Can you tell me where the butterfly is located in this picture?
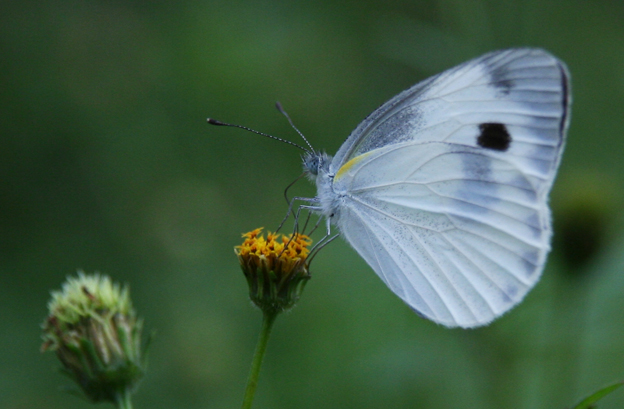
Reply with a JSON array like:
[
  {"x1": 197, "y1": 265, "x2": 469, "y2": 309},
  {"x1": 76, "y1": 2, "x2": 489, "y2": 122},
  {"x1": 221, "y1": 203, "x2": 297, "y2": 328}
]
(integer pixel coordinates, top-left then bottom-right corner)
[{"x1": 212, "y1": 48, "x2": 570, "y2": 328}]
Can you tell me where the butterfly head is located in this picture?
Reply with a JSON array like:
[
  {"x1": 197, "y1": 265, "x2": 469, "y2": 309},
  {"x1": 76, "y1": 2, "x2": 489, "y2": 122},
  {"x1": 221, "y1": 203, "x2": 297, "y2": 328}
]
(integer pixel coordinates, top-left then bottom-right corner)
[{"x1": 302, "y1": 151, "x2": 331, "y2": 179}]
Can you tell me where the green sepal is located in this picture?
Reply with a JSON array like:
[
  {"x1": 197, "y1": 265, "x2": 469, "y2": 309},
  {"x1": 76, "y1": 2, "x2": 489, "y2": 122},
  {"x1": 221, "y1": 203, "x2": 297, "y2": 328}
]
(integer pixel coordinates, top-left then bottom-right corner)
[
  {"x1": 57, "y1": 381, "x2": 89, "y2": 401},
  {"x1": 141, "y1": 329, "x2": 156, "y2": 369},
  {"x1": 117, "y1": 320, "x2": 134, "y2": 362},
  {"x1": 80, "y1": 337, "x2": 105, "y2": 373}
]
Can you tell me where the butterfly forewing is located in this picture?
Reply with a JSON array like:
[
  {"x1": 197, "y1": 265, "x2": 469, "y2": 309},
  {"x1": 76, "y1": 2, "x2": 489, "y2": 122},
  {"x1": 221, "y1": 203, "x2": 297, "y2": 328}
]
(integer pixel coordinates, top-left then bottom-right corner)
[{"x1": 328, "y1": 48, "x2": 570, "y2": 327}]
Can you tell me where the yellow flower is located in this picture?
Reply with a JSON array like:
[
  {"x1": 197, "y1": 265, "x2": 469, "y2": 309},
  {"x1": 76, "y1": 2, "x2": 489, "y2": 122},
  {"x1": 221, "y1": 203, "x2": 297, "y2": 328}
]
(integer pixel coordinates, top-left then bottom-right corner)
[{"x1": 235, "y1": 228, "x2": 312, "y2": 314}]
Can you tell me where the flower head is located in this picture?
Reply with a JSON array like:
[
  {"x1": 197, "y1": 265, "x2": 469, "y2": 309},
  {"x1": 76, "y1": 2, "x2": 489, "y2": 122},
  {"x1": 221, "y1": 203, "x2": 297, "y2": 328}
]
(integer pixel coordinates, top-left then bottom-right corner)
[
  {"x1": 41, "y1": 272, "x2": 147, "y2": 404},
  {"x1": 235, "y1": 228, "x2": 312, "y2": 314}
]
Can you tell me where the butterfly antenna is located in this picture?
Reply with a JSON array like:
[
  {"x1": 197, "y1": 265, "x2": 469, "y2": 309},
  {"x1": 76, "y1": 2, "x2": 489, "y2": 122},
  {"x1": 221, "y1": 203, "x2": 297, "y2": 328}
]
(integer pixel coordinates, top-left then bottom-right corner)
[
  {"x1": 207, "y1": 118, "x2": 309, "y2": 152},
  {"x1": 275, "y1": 102, "x2": 315, "y2": 153}
]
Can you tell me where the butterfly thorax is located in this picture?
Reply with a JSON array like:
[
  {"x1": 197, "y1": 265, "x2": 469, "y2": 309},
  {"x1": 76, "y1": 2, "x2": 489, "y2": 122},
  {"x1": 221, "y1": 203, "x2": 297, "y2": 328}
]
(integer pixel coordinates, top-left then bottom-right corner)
[{"x1": 301, "y1": 151, "x2": 341, "y2": 220}]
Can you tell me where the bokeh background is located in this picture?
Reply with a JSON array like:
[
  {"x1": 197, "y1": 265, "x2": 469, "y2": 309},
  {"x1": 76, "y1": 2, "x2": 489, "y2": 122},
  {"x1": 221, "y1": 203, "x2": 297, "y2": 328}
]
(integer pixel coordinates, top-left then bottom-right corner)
[{"x1": 3, "y1": 0, "x2": 624, "y2": 408}]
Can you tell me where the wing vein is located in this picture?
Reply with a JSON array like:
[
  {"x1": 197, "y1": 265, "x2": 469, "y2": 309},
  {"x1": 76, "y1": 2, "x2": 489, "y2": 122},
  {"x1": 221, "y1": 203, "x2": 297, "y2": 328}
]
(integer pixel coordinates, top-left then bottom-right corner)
[
  {"x1": 348, "y1": 205, "x2": 444, "y2": 319},
  {"x1": 346, "y1": 192, "x2": 543, "y2": 250}
]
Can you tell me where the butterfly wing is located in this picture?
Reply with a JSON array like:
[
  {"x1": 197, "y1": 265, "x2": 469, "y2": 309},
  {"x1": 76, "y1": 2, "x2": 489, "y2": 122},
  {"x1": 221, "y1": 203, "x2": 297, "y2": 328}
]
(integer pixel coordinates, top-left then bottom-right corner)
[{"x1": 329, "y1": 48, "x2": 570, "y2": 328}]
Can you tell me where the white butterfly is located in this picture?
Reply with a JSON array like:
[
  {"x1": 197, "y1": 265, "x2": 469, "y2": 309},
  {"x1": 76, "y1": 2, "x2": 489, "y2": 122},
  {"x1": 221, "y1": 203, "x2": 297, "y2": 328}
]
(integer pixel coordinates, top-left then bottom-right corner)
[
  {"x1": 210, "y1": 48, "x2": 570, "y2": 328},
  {"x1": 302, "y1": 48, "x2": 570, "y2": 328}
]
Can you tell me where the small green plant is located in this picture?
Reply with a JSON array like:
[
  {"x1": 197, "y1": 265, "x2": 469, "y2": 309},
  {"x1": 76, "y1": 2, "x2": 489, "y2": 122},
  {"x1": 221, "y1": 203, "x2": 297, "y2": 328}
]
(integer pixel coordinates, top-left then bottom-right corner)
[{"x1": 571, "y1": 381, "x2": 624, "y2": 409}]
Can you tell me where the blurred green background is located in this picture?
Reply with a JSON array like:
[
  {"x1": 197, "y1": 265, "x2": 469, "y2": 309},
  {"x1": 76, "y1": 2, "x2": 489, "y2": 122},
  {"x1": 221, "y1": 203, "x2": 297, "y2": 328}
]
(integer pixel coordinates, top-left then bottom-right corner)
[{"x1": 3, "y1": 0, "x2": 624, "y2": 408}]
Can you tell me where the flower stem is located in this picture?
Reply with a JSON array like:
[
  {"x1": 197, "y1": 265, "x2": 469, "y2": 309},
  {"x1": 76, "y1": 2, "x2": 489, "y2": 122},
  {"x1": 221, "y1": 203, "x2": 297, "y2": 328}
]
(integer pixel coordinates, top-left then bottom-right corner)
[
  {"x1": 115, "y1": 389, "x2": 134, "y2": 409},
  {"x1": 241, "y1": 310, "x2": 278, "y2": 409}
]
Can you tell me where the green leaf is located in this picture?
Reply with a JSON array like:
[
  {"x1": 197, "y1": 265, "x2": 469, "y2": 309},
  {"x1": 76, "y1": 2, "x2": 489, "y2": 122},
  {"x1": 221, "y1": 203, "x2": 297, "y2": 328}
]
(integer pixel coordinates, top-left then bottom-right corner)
[{"x1": 573, "y1": 381, "x2": 624, "y2": 409}]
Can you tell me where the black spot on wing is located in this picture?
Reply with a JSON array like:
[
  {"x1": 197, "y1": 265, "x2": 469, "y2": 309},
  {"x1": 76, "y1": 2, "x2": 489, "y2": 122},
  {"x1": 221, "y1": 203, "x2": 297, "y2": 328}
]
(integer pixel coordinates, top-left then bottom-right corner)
[
  {"x1": 477, "y1": 123, "x2": 511, "y2": 151},
  {"x1": 487, "y1": 62, "x2": 515, "y2": 95}
]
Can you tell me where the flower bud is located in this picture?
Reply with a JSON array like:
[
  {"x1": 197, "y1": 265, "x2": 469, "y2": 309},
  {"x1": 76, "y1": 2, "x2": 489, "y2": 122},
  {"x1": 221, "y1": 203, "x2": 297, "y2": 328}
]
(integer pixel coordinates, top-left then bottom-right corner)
[{"x1": 41, "y1": 272, "x2": 147, "y2": 404}]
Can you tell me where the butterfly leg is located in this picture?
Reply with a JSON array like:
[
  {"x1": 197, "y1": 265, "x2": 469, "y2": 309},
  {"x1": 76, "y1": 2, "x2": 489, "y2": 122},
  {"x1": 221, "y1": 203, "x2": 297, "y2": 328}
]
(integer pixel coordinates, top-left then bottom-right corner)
[
  {"x1": 307, "y1": 219, "x2": 340, "y2": 265},
  {"x1": 299, "y1": 209, "x2": 340, "y2": 264},
  {"x1": 276, "y1": 196, "x2": 321, "y2": 233},
  {"x1": 279, "y1": 200, "x2": 339, "y2": 264},
  {"x1": 276, "y1": 199, "x2": 322, "y2": 257}
]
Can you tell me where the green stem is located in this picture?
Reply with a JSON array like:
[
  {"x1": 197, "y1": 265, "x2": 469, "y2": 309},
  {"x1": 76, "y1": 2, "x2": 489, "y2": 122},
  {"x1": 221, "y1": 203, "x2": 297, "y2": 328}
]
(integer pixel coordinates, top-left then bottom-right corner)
[
  {"x1": 114, "y1": 389, "x2": 133, "y2": 409},
  {"x1": 241, "y1": 310, "x2": 278, "y2": 409}
]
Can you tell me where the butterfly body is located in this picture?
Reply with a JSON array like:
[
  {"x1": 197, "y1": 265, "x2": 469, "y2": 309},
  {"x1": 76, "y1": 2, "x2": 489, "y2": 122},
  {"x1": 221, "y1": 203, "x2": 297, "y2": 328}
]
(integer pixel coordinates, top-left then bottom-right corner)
[{"x1": 305, "y1": 48, "x2": 570, "y2": 328}]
